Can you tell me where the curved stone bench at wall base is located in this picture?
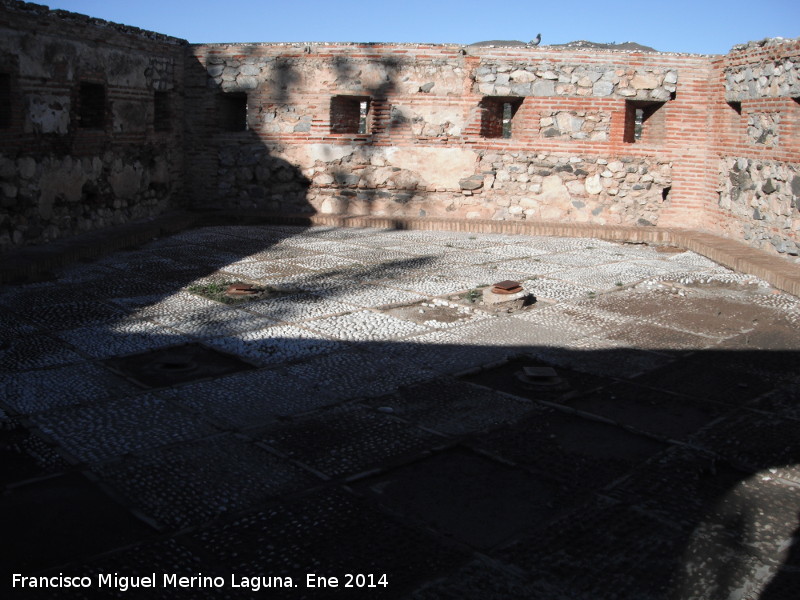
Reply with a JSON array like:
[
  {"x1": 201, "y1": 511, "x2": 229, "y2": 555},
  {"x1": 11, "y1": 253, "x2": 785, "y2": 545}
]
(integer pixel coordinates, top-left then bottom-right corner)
[{"x1": 2, "y1": 209, "x2": 799, "y2": 298}]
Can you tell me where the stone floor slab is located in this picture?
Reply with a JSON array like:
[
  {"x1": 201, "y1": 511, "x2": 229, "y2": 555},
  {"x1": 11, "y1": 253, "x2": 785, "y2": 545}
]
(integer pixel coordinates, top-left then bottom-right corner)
[{"x1": 92, "y1": 434, "x2": 315, "y2": 530}]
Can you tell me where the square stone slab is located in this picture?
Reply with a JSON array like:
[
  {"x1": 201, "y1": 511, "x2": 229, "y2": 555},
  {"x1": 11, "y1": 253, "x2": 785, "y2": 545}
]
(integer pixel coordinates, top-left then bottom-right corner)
[
  {"x1": 92, "y1": 434, "x2": 316, "y2": 530},
  {"x1": 0, "y1": 414, "x2": 70, "y2": 486},
  {"x1": 3, "y1": 362, "x2": 138, "y2": 414},
  {"x1": 468, "y1": 407, "x2": 668, "y2": 491},
  {"x1": 0, "y1": 472, "x2": 152, "y2": 572},
  {"x1": 30, "y1": 393, "x2": 219, "y2": 464},
  {"x1": 355, "y1": 448, "x2": 568, "y2": 550},
  {"x1": 187, "y1": 488, "x2": 466, "y2": 596},
  {"x1": 366, "y1": 377, "x2": 536, "y2": 436},
  {"x1": 566, "y1": 380, "x2": 732, "y2": 441},
  {"x1": 256, "y1": 404, "x2": 441, "y2": 479}
]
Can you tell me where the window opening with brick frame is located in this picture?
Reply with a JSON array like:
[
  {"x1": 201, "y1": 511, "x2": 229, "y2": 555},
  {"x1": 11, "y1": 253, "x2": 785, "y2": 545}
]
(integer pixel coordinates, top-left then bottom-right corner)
[
  {"x1": 154, "y1": 91, "x2": 171, "y2": 131},
  {"x1": 220, "y1": 92, "x2": 248, "y2": 131},
  {"x1": 79, "y1": 82, "x2": 105, "y2": 129},
  {"x1": 480, "y1": 97, "x2": 522, "y2": 139},
  {"x1": 624, "y1": 100, "x2": 666, "y2": 144},
  {"x1": 0, "y1": 73, "x2": 11, "y2": 129},
  {"x1": 330, "y1": 95, "x2": 370, "y2": 134}
]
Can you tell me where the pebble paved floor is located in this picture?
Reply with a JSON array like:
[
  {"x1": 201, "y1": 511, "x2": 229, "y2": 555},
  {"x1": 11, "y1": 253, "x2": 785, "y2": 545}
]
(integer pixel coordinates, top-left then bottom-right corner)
[{"x1": 1, "y1": 224, "x2": 799, "y2": 599}]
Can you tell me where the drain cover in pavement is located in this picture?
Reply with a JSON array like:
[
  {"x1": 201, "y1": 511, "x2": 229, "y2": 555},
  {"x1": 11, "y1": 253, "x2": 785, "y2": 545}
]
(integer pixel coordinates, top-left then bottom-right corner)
[
  {"x1": 462, "y1": 357, "x2": 609, "y2": 401},
  {"x1": 103, "y1": 342, "x2": 254, "y2": 388}
]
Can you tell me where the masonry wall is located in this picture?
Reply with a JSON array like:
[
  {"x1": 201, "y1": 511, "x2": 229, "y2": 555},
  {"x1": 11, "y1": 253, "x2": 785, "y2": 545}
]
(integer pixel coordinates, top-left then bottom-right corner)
[
  {"x1": 186, "y1": 44, "x2": 718, "y2": 232},
  {"x1": 0, "y1": 1, "x2": 186, "y2": 251},
  {"x1": 2, "y1": 0, "x2": 798, "y2": 261},
  {"x1": 708, "y1": 39, "x2": 800, "y2": 257}
]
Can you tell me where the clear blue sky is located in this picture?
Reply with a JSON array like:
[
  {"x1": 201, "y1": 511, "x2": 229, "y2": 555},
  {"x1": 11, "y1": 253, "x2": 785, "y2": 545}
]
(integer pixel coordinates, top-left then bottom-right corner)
[{"x1": 42, "y1": 0, "x2": 799, "y2": 55}]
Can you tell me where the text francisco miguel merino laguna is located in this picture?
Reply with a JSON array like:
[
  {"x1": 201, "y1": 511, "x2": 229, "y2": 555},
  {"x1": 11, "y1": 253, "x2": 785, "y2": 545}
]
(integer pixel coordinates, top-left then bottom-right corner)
[{"x1": 12, "y1": 573, "x2": 389, "y2": 592}]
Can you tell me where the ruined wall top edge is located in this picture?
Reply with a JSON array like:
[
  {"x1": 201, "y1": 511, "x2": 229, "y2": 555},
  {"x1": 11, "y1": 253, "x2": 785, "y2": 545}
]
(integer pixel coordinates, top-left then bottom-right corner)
[
  {"x1": 3, "y1": 0, "x2": 794, "y2": 60},
  {"x1": 190, "y1": 40, "x2": 711, "y2": 58},
  {"x1": 1, "y1": 0, "x2": 188, "y2": 45},
  {"x1": 729, "y1": 37, "x2": 800, "y2": 54}
]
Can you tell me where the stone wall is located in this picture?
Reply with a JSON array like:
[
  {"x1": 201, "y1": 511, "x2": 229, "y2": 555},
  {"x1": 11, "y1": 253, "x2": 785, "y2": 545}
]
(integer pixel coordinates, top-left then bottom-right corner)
[
  {"x1": 539, "y1": 110, "x2": 611, "y2": 141},
  {"x1": 472, "y1": 153, "x2": 671, "y2": 225},
  {"x1": 0, "y1": 1, "x2": 186, "y2": 251},
  {"x1": 2, "y1": 0, "x2": 799, "y2": 262},
  {"x1": 474, "y1": 61, "x2": 678, "y2": 101},
  {"x1": 724, "y1": 39, "x2": 800, "y2": 100},
  {"x1": 717, "y1": 157, "x2": 800, "y2": 255},
  {"x1": 709, "y1": 38, "x2": 800, "y2": 259},
  {"x1": 184, "y1": 43, "x2": 710, "y2": 232}
]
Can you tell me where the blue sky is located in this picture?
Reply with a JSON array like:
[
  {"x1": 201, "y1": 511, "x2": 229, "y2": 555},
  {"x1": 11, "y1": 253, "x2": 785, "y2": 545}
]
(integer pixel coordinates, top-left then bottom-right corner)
[{"x1": 42, "y1": 0, "x2": 799, "y2": 55}]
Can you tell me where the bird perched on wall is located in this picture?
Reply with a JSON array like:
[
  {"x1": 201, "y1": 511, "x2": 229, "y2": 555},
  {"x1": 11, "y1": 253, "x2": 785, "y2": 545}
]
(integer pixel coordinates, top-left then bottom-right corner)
[{"x1": 528, "y1": 33, "x2": 542, "y2": 47}]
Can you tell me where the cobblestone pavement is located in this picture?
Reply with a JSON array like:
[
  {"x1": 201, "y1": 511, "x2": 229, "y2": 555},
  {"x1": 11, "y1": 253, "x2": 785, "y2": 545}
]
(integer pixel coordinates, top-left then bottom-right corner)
[{"x1": 2, "y1": 224, "x2": 799, "y2": 599}]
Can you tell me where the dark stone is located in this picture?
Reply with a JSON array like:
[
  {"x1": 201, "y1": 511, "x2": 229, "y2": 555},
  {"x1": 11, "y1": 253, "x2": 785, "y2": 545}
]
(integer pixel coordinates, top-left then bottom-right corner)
[
  {"x1": 574, "y1": 168, "x2": 588, "y2": 177},
  {"x1": 238, "y1": 151, "x2": 259, "y2": 166},
  {"x1": 571, "y1": 200, "x2": 585, "y2": 209},
  {"x1": 771, "y1": 236, "x2": 786, "y2": 253},
  {"x1": 390, "y1": 107, "x2": 407, "y2": 124},
  {"x1": 555, "y1": 164, "x2": 574, "y2": 173},
  {"x1": 543, "y1": 128, "x2": 560, "y2": 138},
  {"x1": 762, "y1": 179, "x2": 777, "y2": 195},
  {"x1": 753, "y1": 207, "x2": 763, "y2": 220},
  {"x1": 276, "y1": 167, "x2": 297, "y2": 183},
  {"x1": 334, "y1": 172, "x2": 359, "y2": 186},
  {"x1": 247, "y1": 185, "x2": 265, "y2": 199},
  {"x1": 459, "y1": 177, "x2": 483, "y2": 191},
  {"x1": 791, "y1": 175, "x2": 800, "y2": 196},
  {"x1": 419, "y1": 82, "x2": 435, "y2": 93},
  {"x1": 729, "y1": 168, "x2": 754, "y2": 191},
  {"x1": 637, "y1": 218, "x2": 655, "y2": 226}
]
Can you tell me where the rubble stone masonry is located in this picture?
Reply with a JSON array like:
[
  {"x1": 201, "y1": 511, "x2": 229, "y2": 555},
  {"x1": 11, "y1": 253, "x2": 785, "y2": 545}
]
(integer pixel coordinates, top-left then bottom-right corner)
[
  {"x1": 1, "y1": 1, "x2": 798, "y2": 261},
  {"x1": 0, "y1": 1, "x2": 186, "y2": 250}
]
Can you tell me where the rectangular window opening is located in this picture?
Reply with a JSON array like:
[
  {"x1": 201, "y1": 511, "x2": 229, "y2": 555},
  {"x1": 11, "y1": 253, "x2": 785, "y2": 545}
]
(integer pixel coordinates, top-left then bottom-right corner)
[
  {"x1": 624, "y1": 100, "x2": 666, "y2": 144},
  {"x1": 480, "y1": 97, "x2": 522, "y2": 139},
  {"x1": 330, "y1": 95, "x2": 370, "y2": 134},
  {"x1": 79, "y1": 82, "x2": 105, "y2": 129},
  {"x1": 220, "y1": 92, "x2": 247, "y2": 132},
  {"x1": 0, "y1": 73, "x2": 11, "y2": 129},
  {"x1": 154, "y1": 91, "x2": 171, "y2": 131},
  {"x1": 727, "y1": 101, "x2": 742, "y2": 115}
]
